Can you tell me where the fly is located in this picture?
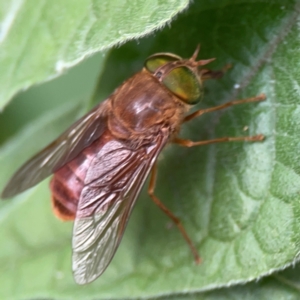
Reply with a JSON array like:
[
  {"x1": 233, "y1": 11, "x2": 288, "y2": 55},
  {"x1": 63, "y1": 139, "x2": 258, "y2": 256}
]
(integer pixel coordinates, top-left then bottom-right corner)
[{"x1": 1, "y1": 46, "x2": 266, "y2": 284}]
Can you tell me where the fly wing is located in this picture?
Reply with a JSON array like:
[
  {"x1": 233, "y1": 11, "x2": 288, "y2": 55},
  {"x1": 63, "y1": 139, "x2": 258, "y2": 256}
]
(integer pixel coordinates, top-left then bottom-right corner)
[
  {"x1": 1, "y1": 101, "x2": 110, "y2": 199},
  {"x1": 72, "y1": 131, "x2": 169, "y2": 284}
]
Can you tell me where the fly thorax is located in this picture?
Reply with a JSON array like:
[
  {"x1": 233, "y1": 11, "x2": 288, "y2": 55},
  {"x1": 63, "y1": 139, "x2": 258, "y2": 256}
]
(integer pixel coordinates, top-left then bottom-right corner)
[{"x1": 111, "y1": 71, "x2": 181, "y2": 135}]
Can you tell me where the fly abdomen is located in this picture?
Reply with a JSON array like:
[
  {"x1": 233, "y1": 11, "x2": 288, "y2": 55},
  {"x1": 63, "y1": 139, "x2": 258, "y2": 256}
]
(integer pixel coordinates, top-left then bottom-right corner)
[{"x1": 50, "y1": 144, "x2": 95, "y2": 220}]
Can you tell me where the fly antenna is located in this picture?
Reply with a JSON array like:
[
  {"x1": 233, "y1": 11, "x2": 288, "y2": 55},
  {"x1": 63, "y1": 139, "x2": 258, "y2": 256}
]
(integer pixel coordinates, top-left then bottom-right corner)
[
  {"x1": 190, "y1": 44, "x2": 201, "y2": 61},
  {"x1": 196, "y1": 57, "x2": 216, "y2": 66},
  {"x1": 190, "y1": 44, "x2": 215, "y2": 67}
]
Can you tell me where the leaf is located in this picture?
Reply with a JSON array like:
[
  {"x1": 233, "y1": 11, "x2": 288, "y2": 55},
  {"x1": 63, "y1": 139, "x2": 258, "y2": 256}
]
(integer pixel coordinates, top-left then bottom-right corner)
[
  {"x1": 0, "y1": 52, "x2": 105, "y2": 144},
  {"x1": 1, "y1": 0, "x2": 300, "y2": 299},
  {"x1": 0, "y1": 0, "x2": 189, "y2": 108}
]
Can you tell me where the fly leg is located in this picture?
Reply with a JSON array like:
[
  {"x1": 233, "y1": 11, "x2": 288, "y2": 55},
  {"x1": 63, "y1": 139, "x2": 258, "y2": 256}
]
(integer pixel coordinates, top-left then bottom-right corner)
[
  {"x1": 180, "y1": 94, "x2": 266, "y2": 144},
  {"x1": 148, "y1": 163, "x2": 201, "y2": 264},
  {"x1": 200, "y1": 63, "x2": 232, "y2": 80},
  {"x1": 184, "y1": 94, "x2": 266, "y2": 123},
  {"x1": 173, "y1": 134, "x2": 264, "y2": 147}
]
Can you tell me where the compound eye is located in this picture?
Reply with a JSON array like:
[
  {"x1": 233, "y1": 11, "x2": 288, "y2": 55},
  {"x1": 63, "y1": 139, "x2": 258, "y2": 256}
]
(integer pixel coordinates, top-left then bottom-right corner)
[
  {"x1": 145, "y1": 53, "x2": 181, "y2": 73},
  {"x1": 162, "y1": 66, "x2": 202, "y2": 104}
]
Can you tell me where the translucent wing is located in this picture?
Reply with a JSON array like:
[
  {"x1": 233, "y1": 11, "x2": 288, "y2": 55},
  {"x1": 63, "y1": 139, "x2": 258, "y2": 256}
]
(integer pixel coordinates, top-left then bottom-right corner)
[
  {"x1": 2, "y1": 101, "x2": 110, "y2": 198},
  {"x1": 72, "y1": 131, "x2": 169, "y2": 284}
]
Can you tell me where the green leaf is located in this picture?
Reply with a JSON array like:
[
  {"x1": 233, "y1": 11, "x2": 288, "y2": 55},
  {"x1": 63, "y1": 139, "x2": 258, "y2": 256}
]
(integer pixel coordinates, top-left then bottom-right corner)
[
  {"x1": 1, "y1": 0, "x2": 300, "y2": 299},
  {"x1": 0, "y1": 0, "x2": 189, "y2": 108}
]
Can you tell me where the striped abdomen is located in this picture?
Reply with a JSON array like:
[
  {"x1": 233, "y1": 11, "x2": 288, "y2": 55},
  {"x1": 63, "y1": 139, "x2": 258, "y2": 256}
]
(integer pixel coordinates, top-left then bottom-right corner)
[{"x1": 50, "y1": 133, "x2": 112, "y2": 221}]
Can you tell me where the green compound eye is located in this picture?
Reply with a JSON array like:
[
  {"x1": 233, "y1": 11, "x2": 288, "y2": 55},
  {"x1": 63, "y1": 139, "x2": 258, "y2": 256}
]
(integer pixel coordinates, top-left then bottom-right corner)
[
  {"x1": 162, "y1": 66, "x2": 202, "y2": 104},
  {"x1": 145, "y1": 53, "x2": 181, "y2": 73}
]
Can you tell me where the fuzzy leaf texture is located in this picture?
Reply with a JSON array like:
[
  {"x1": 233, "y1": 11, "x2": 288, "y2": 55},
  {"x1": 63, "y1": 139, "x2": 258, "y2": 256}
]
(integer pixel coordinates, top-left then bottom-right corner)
[{"x1": 1, "y1": 0, "x2": 300, "y2": 299}]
